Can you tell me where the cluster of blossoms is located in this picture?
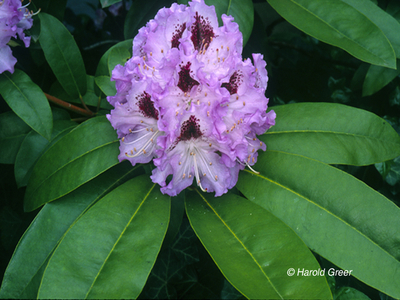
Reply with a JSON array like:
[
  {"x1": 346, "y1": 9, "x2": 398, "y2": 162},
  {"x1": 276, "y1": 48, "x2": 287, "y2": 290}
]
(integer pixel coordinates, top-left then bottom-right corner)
[
  {"x1": 107, "y1": 0, "x2": 276, "y2": 197},
  {"x1": 0, "y1": 0, "x2": 34, "y2": 74}
]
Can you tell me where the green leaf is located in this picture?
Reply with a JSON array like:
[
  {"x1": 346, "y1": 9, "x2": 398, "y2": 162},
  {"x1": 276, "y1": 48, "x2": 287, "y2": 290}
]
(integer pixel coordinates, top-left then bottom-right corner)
[
  {"x1": 375, "y1": 155, "x2": 400, "y2": 186},
  {"x1": 267, "y1": 0, "x2": 396, "y2": 69},
  {"x1": 0, "y1": 162, "x2": 143, "y2": 299},
  {"x1": 342, "y1": 0, "x2": 400, "y2": 59},
  {"x1": 14, "y1": 120, "x2": 77, "y2": 188},
  {"x1": 0, "y1": 69, "x2": 53, "y2": 140},
  {"x1": 0, "y1": 111, "x2": 31, "y2": 164},
  {"x1": 24, "y1": 116, "x2": 119, "y2": 212},
  {"x1": 48, "y1": 76, "x2": 112, "y2": 110},
  {"x1": 237, "y1": 150, "x2": 400, "y2": 298},
  {"x1": 362, "y1": 62, "x2": 400, "y2": 96},
  {"x1": 265, "y1": 103, "x2": 400, "y2": 165},
  {"x1": 178, "y1": 0, "x2": 254, "y2": 46},
  {"x1": 186, "y1": 190, "x2": 332, "y2": 299},
  {"x1": 335, "y1": 287, "x2": 371, "y2": 300},
  {"x1": 95, "y1": 39, "x2": 133, "y2": 77},
  {"x1": 100, "y1": 0, "x2": 122, "y2": 8},
  {"x1": 108, "y1": 44, "x2": 131, "y2": 74},
  {"x1": 38, "y1": 175, "x2": 170, "y2": 299},
  {"x1": 39, "y1": 13, "x2": 87, "y2": 98},
  {"x1": 210, "y1": 0, "x2": 254, "y2": 46},
  {"x1": 95, "y1": 76, "x2": 117, "y2": 97}
]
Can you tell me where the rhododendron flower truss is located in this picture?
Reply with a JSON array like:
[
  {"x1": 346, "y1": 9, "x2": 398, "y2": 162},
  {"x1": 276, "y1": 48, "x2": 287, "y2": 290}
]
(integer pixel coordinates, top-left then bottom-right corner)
[
  {"x1": 107, "y1": 0, "x2": 276, "y2": 197},
  {"x1": 0, "y1": 0, "x2": 35, "y2": 74}
]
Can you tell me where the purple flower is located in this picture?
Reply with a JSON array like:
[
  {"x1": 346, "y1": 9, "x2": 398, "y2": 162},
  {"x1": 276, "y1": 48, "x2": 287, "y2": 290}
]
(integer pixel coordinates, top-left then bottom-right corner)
[
  {"x1": 107, "y1": 0, "x2": 275, "y2": 197},
  {"x1": 0, "y1": 0, "x2": 34, "y2": 74}
]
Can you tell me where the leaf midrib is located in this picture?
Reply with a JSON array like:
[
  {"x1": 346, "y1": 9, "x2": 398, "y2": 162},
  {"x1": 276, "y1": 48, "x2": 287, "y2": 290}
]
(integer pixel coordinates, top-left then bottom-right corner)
[
  {"x1": 285, "y1": 0, "x2": 394, "y2": 65},
  {"x1": 2, "y1": 72, "x2": 49, "y2": 139},
  {"x1": 33, "y1": 166, "x2": 142, "y2": 299},
  {"x1": 84, "y1": 183, "x2": 156, "y2": 298},
  {"x1": 244, "y1": 150, "x2": 400, "y2": 266},
  {"x1": 195, "y1": 189, "x2": 284, "y2": 300},
  {"x1": 27, "y1": 139, "x2": 119, "y2": 205},
  {"x1": 264, "y1": 130, "x2": 400, "y2": 146},
  {"x1": 43, "y1": 14, "x2": 82, "y2": 98}
]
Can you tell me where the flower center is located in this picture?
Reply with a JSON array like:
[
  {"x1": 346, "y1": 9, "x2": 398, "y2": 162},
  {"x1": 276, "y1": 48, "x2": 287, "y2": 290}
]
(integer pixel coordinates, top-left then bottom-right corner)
[
  {"x1": 171, "y1": 23, "x2": 186, "y2": 48},
  {"x1": 222, "y1": 71, "x2": 242, "y2": 95},
  {"x1": 137, "y1": 91, "x2": 159, "y2": 119},
  {"x1": 179, "y1": 115, "x2": 202, "y2": 141},
  {"x1": 191, "y1": 12, "x2": 215, "y2": 51},
  {"x1": 177, "y1": 62, "x2": 199, "y2": 93}
]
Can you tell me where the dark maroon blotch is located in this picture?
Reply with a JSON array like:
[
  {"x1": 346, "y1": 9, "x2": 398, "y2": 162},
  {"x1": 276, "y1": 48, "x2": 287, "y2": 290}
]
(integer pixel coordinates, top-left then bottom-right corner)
[
  {"x1": 221, "y1": 71, "x2": 242, "y2": 95},
  {"x1": 171, "y1": 23, "x2": 186, "y2": 49},
  {"x1": 137, "y1": 91, "x2": 159, "y2": 119},
  {"x1": 191, "y1": 12, "x2": 215, "y2": 51},
  {"x1": 179, "y1": 115, "x2": 202, "y2": 141},
  {"x1": 177, "y1": 62, "x2": 199, "y2": 93}
]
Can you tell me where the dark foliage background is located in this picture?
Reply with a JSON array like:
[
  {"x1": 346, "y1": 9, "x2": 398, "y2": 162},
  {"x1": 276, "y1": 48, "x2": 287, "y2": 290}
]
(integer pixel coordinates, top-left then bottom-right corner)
[{"x1": 1, "y1": 0, "x2": 399, "y2": 299}]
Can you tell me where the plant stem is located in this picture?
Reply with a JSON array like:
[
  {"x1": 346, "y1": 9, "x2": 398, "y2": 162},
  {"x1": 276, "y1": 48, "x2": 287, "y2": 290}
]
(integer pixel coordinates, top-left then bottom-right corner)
[{"x1": 44, "y1": 93, "x2": 94, "y2": 117}]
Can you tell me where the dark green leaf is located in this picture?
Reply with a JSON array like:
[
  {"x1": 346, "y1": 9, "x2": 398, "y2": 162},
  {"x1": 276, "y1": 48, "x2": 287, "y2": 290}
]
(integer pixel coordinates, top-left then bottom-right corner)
[
  {"x1": 108, "y1": 46, "x2": 131, "y2": 75},
  {"x1": 39, "y1": 13, "x2": 87, "y2": 98},
  {"x1": 375, "y1": 155, "x2": 400, "y2": 186},
  {"x1": 14, "y1": 120, "x2": 77, "y2": 188},
  {"x1": 0, "y1": 111, "x2": 31, "y2": 164},
  {"x1": 0, "y1": 69, "x2": 53, "y2": 140},
  {"x1": 267, "y1": 0, "x2": 396, "y2": 68},
  {"x1": 48, "y1": 76, "x2": 112, "y2": 110},
  {"x1": 95, "y1": 39, "x2": 133, "y2": 77},
  {"x1": 335, "y1": 287, "x2": 371, "y2": 300},
  {"x1": 0, "y1": 162, "x2": 143, "y2": 299},
  {"x1": 24, "y1": 116, "x2": 119, "y2": 211},
  {"x1": 265, "y1": 103, "x2": 400, "y2": 165},
  {"x1": 38, "y1": 175, "x2": 170, "y2": 299},
  {"x1": 237, "y1": 150, "x2": 400, "y2": 298},
  {"x1": 342, "y1": 0, "x2": 400, "y2": 59},
  {"x1": 362, "y1": 62, "x2": 400, "y2": 96},
  {"x1": 186, "y1": 190, "x2": 332, "y2": 299},
  {"x1": 95, "y1": 76, "x2": 117, "y2": 97}
]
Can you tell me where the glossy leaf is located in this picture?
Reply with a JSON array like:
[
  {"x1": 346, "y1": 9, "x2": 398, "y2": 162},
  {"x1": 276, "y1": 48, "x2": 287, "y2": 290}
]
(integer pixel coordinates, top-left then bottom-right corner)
[
  {"x1": 39, "y1": 13, "x2": 87, "y2": 98},
  {"x1": 95, "y1": 76, "x2": 117, "y2": 97},
  {"x1": 108, "y1": 46, "x2": 131, "y2": 75},
  {"x1": 186, "y1": 190, "x2": 332, "y2": 299},
  {"x1": 237, "y1": 150, "x2": 400, "y2": 298},
  {"x1": 24, "y1": 116, "x2": 119, "y2": 212},
  {"x1": 38, "y1": 175, "x2": 170, "y2": 299},
  {"x1": 48, "y1": 76, "x2": 112, "y2": 110},
  {"x1": 0, "y1": 111, "x2": 31, "y2": 164},
  {"x1": 0, "y1": 70, "x2": 53, "y2": 140},
  {"x1": 265, "y1": 103, "x2": 400, "y2": 165},
  {"x1": 179, "y1": 0, "x2": 254, "y2": 46},
  {"x1": 14, "y1": 120, "x2": 77, "y2": 188},
  {"x1": 0, "y1": 162, "x2": 143, "y2": 299},
  {"x1": 362, "y1": 62, "x2": 400, "y2": 96},
  {"x1": 267, "y1": 0, "x2": 396, "y2": 69},
  {"x1": 342, "y1": 0, "x2": 400, "y2": 58},
  {"x1": 95, "y1": 39, "x2": 133, "y2": 77}
]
